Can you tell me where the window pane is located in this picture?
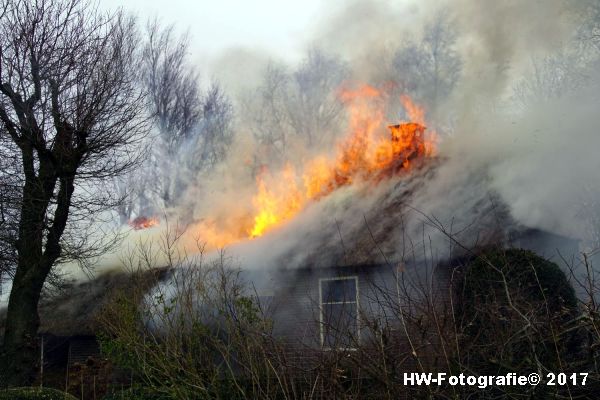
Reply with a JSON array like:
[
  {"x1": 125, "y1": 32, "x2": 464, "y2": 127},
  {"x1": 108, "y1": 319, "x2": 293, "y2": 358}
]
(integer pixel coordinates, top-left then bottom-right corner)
[
  {"x1": 321, "y1": 278, "x2": 357, "y2": 303},
  {"x1": 322, "y1": 303, "x2": 358, "y2": 348}
]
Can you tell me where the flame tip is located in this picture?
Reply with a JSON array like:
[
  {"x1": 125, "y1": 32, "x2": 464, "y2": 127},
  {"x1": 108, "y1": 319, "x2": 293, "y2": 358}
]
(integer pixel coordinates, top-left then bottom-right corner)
[{"x1": 194, "y1": 88, "x2": 438, "y2": 246}]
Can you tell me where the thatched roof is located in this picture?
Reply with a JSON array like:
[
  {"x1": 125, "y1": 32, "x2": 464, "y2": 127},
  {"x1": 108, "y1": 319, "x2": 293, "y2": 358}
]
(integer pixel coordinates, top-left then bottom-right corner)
[
  {"x1": 228, "y1": 159, "x2": 519, "y2": 272},
  {"x1": 0, "y1": 267, "x2": 169, "y2": 337}
]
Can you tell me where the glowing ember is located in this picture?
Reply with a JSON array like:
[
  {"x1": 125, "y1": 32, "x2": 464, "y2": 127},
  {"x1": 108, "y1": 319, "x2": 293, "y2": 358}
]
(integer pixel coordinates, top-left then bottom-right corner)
[{"x1": 129, "y1": 216, "x2": 159, "y2": 230}]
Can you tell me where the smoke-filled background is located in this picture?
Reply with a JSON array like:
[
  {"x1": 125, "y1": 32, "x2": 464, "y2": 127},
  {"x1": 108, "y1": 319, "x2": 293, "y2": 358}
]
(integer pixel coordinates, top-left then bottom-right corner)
[
  {"x1": 3, "y1": 0, "x2": 600, "y2": 302},
  {"x1": 83, "y1": 0, "x2": 600, "y2": 266}
]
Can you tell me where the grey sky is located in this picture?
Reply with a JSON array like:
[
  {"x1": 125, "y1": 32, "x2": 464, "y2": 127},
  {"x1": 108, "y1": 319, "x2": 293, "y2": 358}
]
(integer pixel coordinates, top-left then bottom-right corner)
[{"x1": 101, "y1": 0, "x2": 326, "y2": 65}]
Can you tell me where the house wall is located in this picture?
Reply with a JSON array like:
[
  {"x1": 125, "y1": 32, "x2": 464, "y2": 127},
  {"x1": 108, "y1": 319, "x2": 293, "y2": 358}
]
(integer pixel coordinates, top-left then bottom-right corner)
[
  {"x1": 259, "y1": 262, "x2": 448, "y2": 350},
  {"x1": 254, "y1": 228, "x2": 580, "y2": 351}
]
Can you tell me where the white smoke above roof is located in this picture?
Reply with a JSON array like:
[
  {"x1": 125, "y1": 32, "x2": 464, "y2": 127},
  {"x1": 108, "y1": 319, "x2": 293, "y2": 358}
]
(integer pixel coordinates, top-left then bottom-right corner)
[{"x1": 56, "y1": 0, "x2": 600, "y2": 277}]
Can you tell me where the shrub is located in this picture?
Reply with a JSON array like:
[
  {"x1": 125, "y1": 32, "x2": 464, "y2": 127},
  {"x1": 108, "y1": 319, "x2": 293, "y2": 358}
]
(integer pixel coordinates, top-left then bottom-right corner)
[
  {"x1": 0, "y1": 387, "x2": 77, "y2": 400},
  {"x1": 101, "y1": 386, "x2": 174, "y2": 400},
  {"x1": 98, "y1": 234, "x2": 272, "y2": 400},
  {"x1": 98, "y1": 230, "x2": 599, "y2": 399},
  {"x1": 452, "y1": 248, "x2": 584, "y2": 397},
  {"x1": 459, "y1": 248, "x2": 577, "y2": 312}
]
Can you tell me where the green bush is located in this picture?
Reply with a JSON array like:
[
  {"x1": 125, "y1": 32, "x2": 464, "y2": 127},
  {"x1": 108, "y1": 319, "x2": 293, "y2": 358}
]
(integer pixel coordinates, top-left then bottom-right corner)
[
  {"x1": 101, "y1": 386, "x2": 174, "y2": 400},
  {"x1": 460, "y1": 248, "x2": 577, "y2": 311},
  {"x1": 0, "y1": 387, "x2": 77, "y2": 400},
  {"x1": 453, "y1": 247, "x2": 583, "y2": 396}
]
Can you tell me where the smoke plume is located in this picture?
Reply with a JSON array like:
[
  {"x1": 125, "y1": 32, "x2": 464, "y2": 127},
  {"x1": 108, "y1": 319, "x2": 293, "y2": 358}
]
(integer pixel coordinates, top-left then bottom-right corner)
[{"x1": 50, "y1": 0, "x2": 600, "y2": 281}]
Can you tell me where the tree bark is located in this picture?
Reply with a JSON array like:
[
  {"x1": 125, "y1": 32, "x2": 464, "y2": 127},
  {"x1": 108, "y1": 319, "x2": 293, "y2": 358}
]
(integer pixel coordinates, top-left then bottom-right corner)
[
  {"x1": 1, "y1": 172, "x2": 74, "y2": 386},
  {"x1": 0, "y1": 0, "x2": 147, "y2": 386},
  {"x1": 1, "y1": 263, "x2": 48, "y2": 386}
]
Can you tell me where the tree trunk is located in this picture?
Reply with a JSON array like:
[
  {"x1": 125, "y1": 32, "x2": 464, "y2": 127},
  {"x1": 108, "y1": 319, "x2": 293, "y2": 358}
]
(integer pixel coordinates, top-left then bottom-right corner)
[
  {"x1": 0, "y1": 178, "x2": 51, "y2": 386},
  {"x1": 0, "y1": 0, "x2": 146, "y2": 387},
  {"x1": 0, "y1": 172, "x2": 73, "y2": 387},
  {"x1": 0, "y1": 265, "x2": 47, "y2": 386}
]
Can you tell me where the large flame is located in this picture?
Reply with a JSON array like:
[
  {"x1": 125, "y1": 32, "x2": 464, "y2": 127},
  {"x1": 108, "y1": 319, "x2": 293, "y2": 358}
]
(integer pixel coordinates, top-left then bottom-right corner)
[
  {"x1": 248, "y1": 85, "x2": 437, "y2": 237},
  {"x1": 192, "y1": 85, "x2": 437, "y2": 247},
  {"x1": 250, "y1": 163, "x2": 304, "y2": 237}
]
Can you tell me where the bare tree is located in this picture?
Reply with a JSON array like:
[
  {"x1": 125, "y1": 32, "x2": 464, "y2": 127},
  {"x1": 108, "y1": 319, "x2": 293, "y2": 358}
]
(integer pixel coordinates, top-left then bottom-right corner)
[
  {"x1": 137, "y1": 20, "x2": 203, "y2": 209},
  {"x1": 127, "y1": 20, "x2": 234, "y2": 214},
  {"x1": 512, "y1": 50, "x2": 589, "y2": 108},
  {"x1": 577, "y1": 0, "x2": 600, "y2": 52},
  {"x1": 393, "y1": 12, "x2": 462, "y2": 116},
  {"x1": 244, "y1": 62, "x2": 290, "y2": 163},
  {"x1": 0, "y1": 145, "x2": 20, "y2": 291},
  {"x1": 286, "y1": 48, "x2": 349, "y2": 147},
  {"x1": 189, "y1": 83, "x2": 234, "y2": 172},
  {"x1": 142, "y1": 18, "x2": 202, "y2": 153},
  {"x1": 0, "y1": 0, "x2": 148, "y2": 386},
  {"x1": 244, "y1": 48, "x2": 348, "y2": 165}
]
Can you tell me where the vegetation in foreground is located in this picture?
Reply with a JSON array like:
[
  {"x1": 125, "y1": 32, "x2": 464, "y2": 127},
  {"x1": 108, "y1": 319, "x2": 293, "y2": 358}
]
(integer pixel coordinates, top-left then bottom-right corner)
[
  {"x1": 0, "y1": 387, "x2": 77, "y2": 400},
  {"x1": 91, "y1": 241, "x2": 600, "y2": 399},
  {"x1": 0, "y1": 0, "x2": 599, "y2": 397}
]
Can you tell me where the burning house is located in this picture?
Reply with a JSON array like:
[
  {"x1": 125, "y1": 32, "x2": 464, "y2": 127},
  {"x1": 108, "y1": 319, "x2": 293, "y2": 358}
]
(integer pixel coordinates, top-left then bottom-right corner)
[
  {"x1": 190, "y1": 86, "x2": 582, "y2": 352},
  {"x1": 192, "y1": 85, "x2": 581, "y2": 351},
  {"x1": 3, "y1": 0, "x2": 600, "y2": 397},
  {"x1": 11, "y1": 87, "x2": 582, "y2": 343},
  {"x1": 250, "y1": 229, "x2": 579, "y2": 352},
  {"x1": 0, "y1": 84, "x2": 584, "y2": 392}
]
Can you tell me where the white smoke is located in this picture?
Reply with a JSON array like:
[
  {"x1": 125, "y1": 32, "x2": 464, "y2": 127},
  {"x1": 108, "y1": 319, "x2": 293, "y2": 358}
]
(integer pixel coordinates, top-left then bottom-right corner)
[
  {"x1": 209, "y1": 0, "x2": 600, "y2": 270},
  {"x1": 65, "y1": 0, "x2": 600, "y2": 276}
]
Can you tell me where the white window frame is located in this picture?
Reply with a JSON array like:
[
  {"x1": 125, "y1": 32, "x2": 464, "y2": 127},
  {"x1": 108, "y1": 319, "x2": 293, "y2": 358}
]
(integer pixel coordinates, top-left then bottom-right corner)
[{"x1": 319, "y1": 276, "x2": 360, "y2": 350}]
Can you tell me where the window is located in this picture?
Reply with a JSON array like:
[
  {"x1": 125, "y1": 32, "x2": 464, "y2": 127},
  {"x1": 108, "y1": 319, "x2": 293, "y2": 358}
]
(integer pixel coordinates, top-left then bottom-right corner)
[{"x1": 319, "y1": 276, "x2": 359, "y2": 349}]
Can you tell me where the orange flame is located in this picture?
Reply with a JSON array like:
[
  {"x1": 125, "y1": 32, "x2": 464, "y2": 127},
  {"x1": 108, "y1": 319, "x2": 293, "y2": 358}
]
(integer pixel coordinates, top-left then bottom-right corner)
[
  {"x1": 250, "y1": 163, "x2": 304, "y2": 237},
  {"x1": 129, "y1": 216, "x2": 159, "y2": 230},
  {"x1": 247, "y1": 85, "x2": 437, "y2": 238},
  {"x1": 190, "y1": 85, "x2": 437, "y2": 246}
]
